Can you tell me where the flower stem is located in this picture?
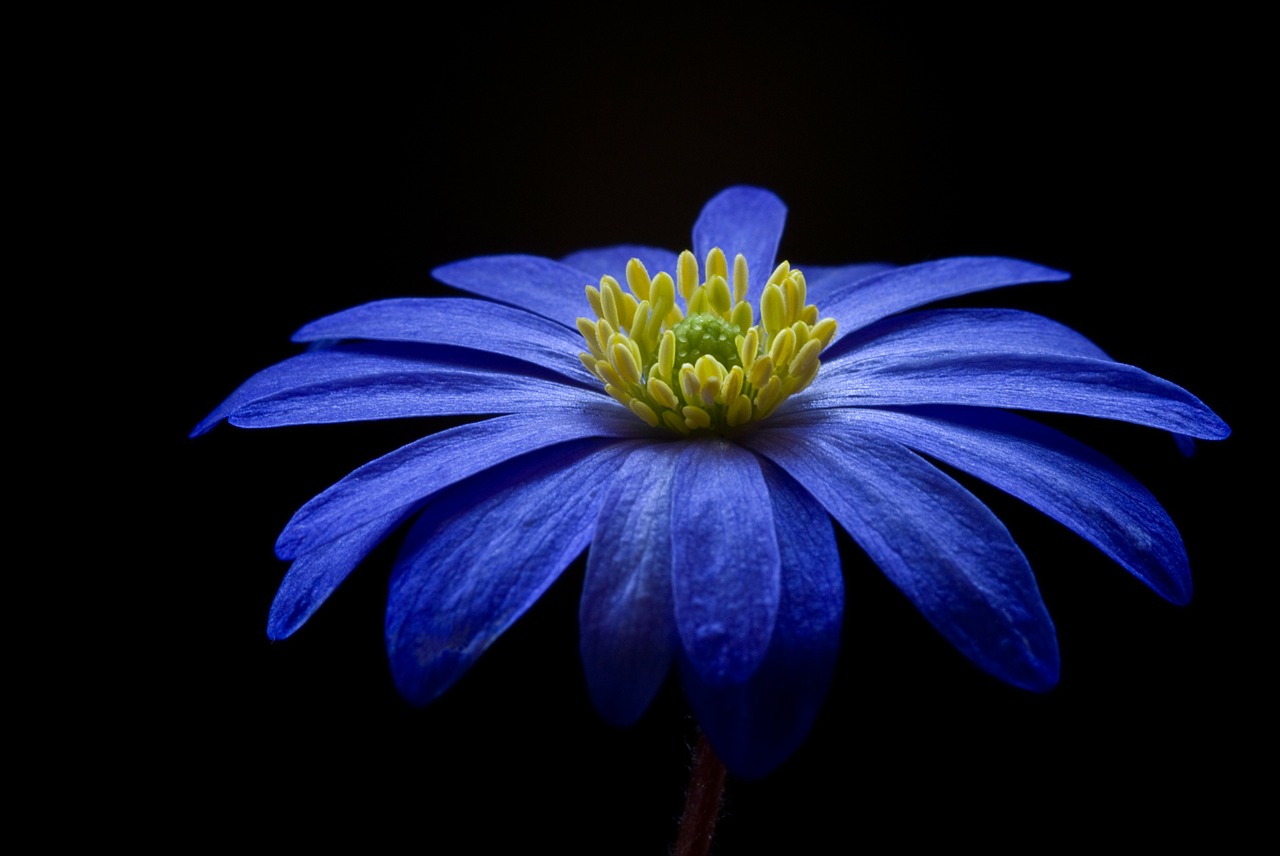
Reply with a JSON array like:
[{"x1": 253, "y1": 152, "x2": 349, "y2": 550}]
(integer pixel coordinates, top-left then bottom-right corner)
[{"x1": 674, "y1": 730, "x2": 727, "y2": 856}]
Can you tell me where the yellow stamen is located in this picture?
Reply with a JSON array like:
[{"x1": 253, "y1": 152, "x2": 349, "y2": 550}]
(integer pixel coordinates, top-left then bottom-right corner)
[
  {"x1": 575, "y1": 246, "x2": 834, "y2": 434},
  {"x1": 682, "y1": 405, "x2": 712, "y2": 430},
  {"x1": 630, "y1": 399, "x2": 660, "y2": 427},
  {"x1": 626, "y1": 258, "x2": 652, "y2": 302}
]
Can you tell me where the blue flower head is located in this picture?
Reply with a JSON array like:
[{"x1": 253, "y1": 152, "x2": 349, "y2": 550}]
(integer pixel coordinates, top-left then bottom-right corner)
[{"x1": 194, "y1": 187, "x2": 1229, "y2": 778}]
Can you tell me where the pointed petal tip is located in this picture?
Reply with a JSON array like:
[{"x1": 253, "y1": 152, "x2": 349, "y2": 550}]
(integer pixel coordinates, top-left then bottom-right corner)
[
  {"x1": 991, "y1": 645, "x2": 1059, "y2": 693},
  {"x1": 1035, "y1": 261, "x2": 1070, "y2": 282},
  {"x1": 1025, "y1": 671, "x2": 1060, "y2": 694},
  {"x1": 1157, "y1": 568, "x2": 1193, "y2": 607},
  {"x1": 429, "y1": 257, "x2": 466, "y2": 278},
  {"x1": 962, "y1": 255, "x2": 1070, "y2": 282},
  {"x1": 391, "y1": 649, "x2": 466, "y2": 709},
  {"x1": 1005, "y1": 643, "x2": 1061, "y2": 693},
  {"x1": 266, "y1": 583, "x2": 312, "y2": 640},
  {"x1": 190, "y1": 409, "x2": 225, "y2": 437},
  {"x1": 274, "y1": 530, "x2": 302, "y2": 562},
  {"x1": 265, "y1": 615, "x2": 296, "y2": 642},
  {"x1": 1178, "y1": 407, "x2": 1230, "y2": 441}
]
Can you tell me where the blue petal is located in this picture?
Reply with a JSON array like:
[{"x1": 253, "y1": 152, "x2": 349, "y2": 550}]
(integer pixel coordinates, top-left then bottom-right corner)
[
  {"x1": 579, "y1": 443, "x2": 682, "y2": 726},
  {"x1": 276, "y1": 405, "x2": 650, "y2": 560},
  {"x1": 671, "y1": 439, "x2": 781, "y2": 687},
  {"x1": 680, "y1": 461, "x2": 843, "y2": 779},
  {"x1": 781, "y1": 406, "x2": 1193, "y2": 604},
  {"x1": 802, "y1": 262, "x2": 897, "y2": 303},
  {"x1": 196, "y1": 345, "x2": 609, "y2": 432},
  {"x1": 431, "y1": 255, "x2": 592, "y2": 329},
  {"x1": 746, "y1": 425, "x2": 1060, "y2": 691},
  {"x1": 385, "y1": 439, "x2": 637, "y2": 707},
  {"x1": 796, "y1": 309, "x2": 1230, "y2": 439},
  {"x1": 820, "y1": 256, "x2": 1070, "y2": 352},
  {"x1": 692, "y1": 186, "x2": 787, "y2": 288},
  {"x1": 830, "y1": 307, "x2": 1114, "y2": 362},
  {"x1": 293, "y1": 297, "x2": 594, "y2": 384},
  {"x1": 267, "y1": 506, "x2": 419, "y2": 639},
  {"x1": 560, "y1": 245, "x2": 680, "y2": 281}
]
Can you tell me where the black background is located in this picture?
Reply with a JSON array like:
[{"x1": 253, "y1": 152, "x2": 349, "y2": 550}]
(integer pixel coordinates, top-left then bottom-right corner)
[{"x1": 142, "y1": 7, "x2": 1258, "y2": 851}]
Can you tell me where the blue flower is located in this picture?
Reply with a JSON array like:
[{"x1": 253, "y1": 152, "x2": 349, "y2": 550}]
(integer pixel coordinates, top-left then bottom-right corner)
[{"x1": 194, "y1": 186, "x2": 1229, "y2": 778}]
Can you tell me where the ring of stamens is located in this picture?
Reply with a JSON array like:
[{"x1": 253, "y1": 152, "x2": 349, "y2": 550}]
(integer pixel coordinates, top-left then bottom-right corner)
[{"x1": 576, "y1": 247, "x2": 836, "y2": 434}]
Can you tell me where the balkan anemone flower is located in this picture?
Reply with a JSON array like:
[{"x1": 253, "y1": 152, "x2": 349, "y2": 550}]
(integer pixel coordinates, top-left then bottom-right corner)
[{"x1": 193, "y1": 186, "x2": 1228, "y2": 778}]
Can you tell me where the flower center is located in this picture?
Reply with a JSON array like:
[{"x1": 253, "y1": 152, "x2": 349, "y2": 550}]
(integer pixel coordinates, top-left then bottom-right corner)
[
  {"x1": 671, "y1": 313, "x2": 743, "y2": 375},
  {"x1": 576, "y1": 247, "x2": 836, "y2": 434}
]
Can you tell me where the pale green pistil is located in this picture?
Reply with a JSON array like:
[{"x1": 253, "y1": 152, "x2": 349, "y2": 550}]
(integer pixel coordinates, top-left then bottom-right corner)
[{"x1": 671, "y1": 314, "x2": 743, "y2": 378}]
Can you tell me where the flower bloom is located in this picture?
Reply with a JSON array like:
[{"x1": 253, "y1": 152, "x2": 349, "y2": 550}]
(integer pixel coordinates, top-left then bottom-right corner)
[{"x1": 194, "y1": 186, "x2": 1229, "y2": 777}]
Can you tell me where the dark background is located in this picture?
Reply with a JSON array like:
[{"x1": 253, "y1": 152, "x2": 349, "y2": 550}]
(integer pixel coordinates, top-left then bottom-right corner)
[{"x1": 143, "y1": 8, "x2": 1257, "y2": 851}]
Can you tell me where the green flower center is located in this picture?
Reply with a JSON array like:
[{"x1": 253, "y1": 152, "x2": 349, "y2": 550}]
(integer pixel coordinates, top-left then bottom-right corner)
[
  {"x1": 670, "y1": 314, "x2": 743, "y2": 377},
  {"x1": 576, "y1": 247, "x2": 836, "y2": 434}
]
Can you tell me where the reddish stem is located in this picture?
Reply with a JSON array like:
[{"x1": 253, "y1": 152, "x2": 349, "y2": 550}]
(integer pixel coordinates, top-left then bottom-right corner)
[{"x1": 674, "y1": 731, "x2": 727, "y2": 856}]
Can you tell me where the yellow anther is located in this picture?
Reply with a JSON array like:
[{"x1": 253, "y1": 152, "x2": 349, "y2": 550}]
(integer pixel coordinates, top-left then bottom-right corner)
[
  {"x1": 600, "y1": 276, "x2": 621, "y2": 330},
  {"x1": 604, "y1": 383, "x2": 631, "y2": 407},
  {"x1": 595, "y1": 318, "x2": 615, "y2": 357},
  {"x1": 769, "y1": 326, "x2": 796, "y2": 369},
  {"x1": 648, "y1": 272, "x2": 680, "y2": 337},
  {"x1": 749, "y1": 354, "x2": 774, "y2": 389},
  {"x1": 647, "y1": 376, "x2": 680, "y2": 410},
  {"x1": 754, "y1": 375, "x2": 783, "y2": 417},
  {"x1": 811, "y1": 317, "x2": 837, "y2": 349},
  {"x1": 680, "y1": 364, "x2": 700, "y2": 402},
  {"x1": 687, "y1": 285, "x2": 709, "y2": 316},
  {"x1": 663, "y1": 410, "x2": 690, "y2": 435},
  {"x1": 726, "y1": 395, "x2": 752, "y2": 427},
  {"x1": 585, "y1": 285, "x2": 604, "y2": 320},
  {"x1": 800, "y1": 305, "x2": 818, "y2": 326},
  {"x1": 722, "y1": 365, "x2": 744, "y2": 404},
  {"x1": 618, "y1": 290, "x2": 639, "y2": 333},
  {"x1": 650, "y1": 270, "x2": 676, "y2": 313},
  {"x1": 596, "y1": 359, "x2": 624, "y2": 390},
  {"x1": 577, "y1": 318, "x2": 603, "y2": 359},
  {"x1": 707, "y1": 275, "x2": 732, "y2": 317},
  {"x1": 739, "y1": 328, "x2": 759, "y2": 374},
  {"x1": 630, "y1": 399, "x2": 660, "y2": 427},
  {"x1": 761, "y1": 283, "x2": 786, "y2": 337},
  {"x1": 730, "y1": 299, "x2": 753, "y2": 332},
  {"x1": 700, "y1": 378, "x2": 720, "y2": 407},
  {"x1": 612, "y1": 341, "x2": 642, "y2": 386},
  {"x1": 694, "y1": 354, "x2": 725, "y2": 385},
  {"x1": 682, "y1": 405, "x2": 712, "y2": 430},
  {"x1": 706, "y1": 247, "x2": 728, "y2": 284},
  {"x1": 579, "y1": 351, "x2": 600, "y2": 377},
  {"x1": 789, "y1": 356, "x2": 821, "y2": 394},
  {"x1": 733, "y1": 253, "x2": 748, "y2": 303},
  {"x1": 631, "y1": 299, "x2": 652, "y2": 349},
  {"x1": 677, "y1": 250, "x2": 699, "y2": 302},
  {"x1": 791, "y1": 320, "x2": 811, "y2": 346},
  {"x1": 625, "y1": 258, "x2": 652, "y2": 302},
  {"x1": 789, "y1": 338, "x2": 822, "y2": 382},
  {"x1": 784, "y1": 277, "x2": 801, "y2": 323},
  {"x1": 658, "y1": 329, "x2": 676, "y2": 378},
  {"x1": 766, "y1": 260, "x2": 790, "y2": 288}
]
